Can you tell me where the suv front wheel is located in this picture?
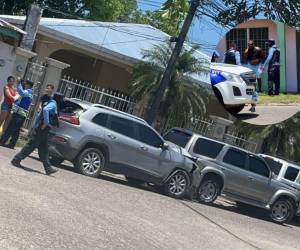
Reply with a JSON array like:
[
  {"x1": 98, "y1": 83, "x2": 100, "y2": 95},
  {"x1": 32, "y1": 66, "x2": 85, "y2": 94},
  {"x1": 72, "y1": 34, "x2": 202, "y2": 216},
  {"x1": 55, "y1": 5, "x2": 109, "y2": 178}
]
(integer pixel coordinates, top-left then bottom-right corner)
[
  {"x1": 270, "y1": 198, "x2": 296, "y2": 224},
  {"x1": 164, "y1": 170, "x2": 190, "y2": 199},
  {"x1": 76, "y1": 148, "x2": 105, "y2": 177},
  {"x1": 198, "y1": 177, "x2": 220, "y2": 204}
]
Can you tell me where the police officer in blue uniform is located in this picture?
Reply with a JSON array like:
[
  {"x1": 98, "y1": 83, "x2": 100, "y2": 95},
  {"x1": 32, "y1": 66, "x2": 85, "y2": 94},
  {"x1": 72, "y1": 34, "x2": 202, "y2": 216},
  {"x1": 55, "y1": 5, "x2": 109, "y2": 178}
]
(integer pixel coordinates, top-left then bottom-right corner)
[
  {"x1": 261, "y1": 39, "x2": 280, "y2": 95},
  {"x1": 11, "y1": 84, "x2": 59, "y2": 175}
]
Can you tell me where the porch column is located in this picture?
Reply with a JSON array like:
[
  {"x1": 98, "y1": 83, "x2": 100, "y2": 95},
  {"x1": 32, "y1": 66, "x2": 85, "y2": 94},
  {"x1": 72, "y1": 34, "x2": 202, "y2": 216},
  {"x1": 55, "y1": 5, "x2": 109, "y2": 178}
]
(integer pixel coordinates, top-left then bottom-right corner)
[
  {"x1": 276, "y1": 21, "x2": 287, "y2": 93},
  {"x1": 14, "y1": 47, "x2": 37, "y2": 78},
  {"x1": 209, "y1": 115, "x2": 233, "y2": 140},
  {"x1": 43, "y1": 57, "x2": 70, "y2": 91}
]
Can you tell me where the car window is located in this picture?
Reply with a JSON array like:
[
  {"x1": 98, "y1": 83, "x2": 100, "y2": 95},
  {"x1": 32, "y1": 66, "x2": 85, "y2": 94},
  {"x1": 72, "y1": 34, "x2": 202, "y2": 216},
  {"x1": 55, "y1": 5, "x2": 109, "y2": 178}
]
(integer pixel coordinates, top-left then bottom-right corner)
[
  {"x1": 193, "y1": 138, "x2": 224, "y2": 159},
  {"x1": 60, "y1": 100, "x2": 84, "y2": 115},
  {"x1": 284, "y1": 166, "x2": 300, "y2": 182},
  {"x1": 261, "y1": 157, "x2": 283, "y2": 175},
  {"x1": 223, "y1": 149, "x2": 247, "y2": 169},
  {"x1": 163, "y1": 129, "x2": 192, "y2": 148},
  {"x1": 109, "y1": 115, "x2": 135, "y2": 138},
  {"x1": 92, "y1": 113, "x2": 109, "y2": 127},
  {"x1": 248, "y1": 156, "x2": 270, "y2": 177},
  {"x1": 138, "y1": 124, "x2": 163, "y2": 148}
]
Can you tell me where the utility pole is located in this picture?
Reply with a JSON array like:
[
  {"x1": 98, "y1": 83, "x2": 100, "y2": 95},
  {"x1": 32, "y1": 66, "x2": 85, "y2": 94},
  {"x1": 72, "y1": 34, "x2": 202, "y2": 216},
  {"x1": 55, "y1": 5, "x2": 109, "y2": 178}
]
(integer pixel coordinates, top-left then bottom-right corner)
[
  {"x1": 145, "y1": 0, "x2": 202, "y2": 125},
  {"x1": 20, "y1": 4, "x2": 43, "y2": 51}
]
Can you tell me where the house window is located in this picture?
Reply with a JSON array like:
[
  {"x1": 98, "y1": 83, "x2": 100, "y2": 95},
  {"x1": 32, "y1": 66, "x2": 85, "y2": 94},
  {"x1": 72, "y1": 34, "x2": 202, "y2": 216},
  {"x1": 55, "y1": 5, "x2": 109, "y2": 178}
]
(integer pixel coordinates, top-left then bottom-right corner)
[{"x1": 226, "y1": 27, "x2": 269, "y2": 64}]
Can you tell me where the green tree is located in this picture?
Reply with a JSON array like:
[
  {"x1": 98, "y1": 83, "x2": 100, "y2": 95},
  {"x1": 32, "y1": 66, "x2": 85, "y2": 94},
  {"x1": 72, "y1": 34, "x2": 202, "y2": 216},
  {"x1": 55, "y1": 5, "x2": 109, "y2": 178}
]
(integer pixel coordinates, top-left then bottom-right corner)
[
  {"x1": 0, "y1": 0, "x2": 137, "y2": 22},
  {"x1": 129, "y1": 42, "x2": 210, "y2": 127},
  {"x1": 130, "y1": 0, "x2": 189, "y2": 36},
  {"x1": 206, "y1": 0, "x2": 300, "y2": 27}
]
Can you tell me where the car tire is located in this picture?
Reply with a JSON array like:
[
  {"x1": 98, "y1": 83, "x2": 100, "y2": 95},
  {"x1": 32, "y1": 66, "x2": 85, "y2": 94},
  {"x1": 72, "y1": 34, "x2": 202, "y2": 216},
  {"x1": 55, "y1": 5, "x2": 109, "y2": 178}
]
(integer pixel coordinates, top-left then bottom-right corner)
[
  {"x1": 198, "y1": 178, "x2": 220, "y2": 204},
  {"x1": 76, "y1": 148, "x2": 105, "y2": 178},
  {"x1": 270, "y1": 198, "x2": 296, "y2": 224},
  {"x1": 126, "y1": 177, "x2": 145, "y2": 186},
  {"x1": 164, "y1": 170, "x2": 190, "y2": 199},
  {"x1": 49, "y1": 156, "x2": 64, "y2": 167},
  {"x1": 226, "y1": 105, "x2": 245, "y2": 115}
]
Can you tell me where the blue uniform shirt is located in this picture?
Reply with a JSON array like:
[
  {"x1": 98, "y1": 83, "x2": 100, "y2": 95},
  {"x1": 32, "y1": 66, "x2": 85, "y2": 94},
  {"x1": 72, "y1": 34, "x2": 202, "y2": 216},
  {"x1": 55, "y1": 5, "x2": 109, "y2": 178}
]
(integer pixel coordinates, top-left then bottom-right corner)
[
  {"x1": 33, "y1": 98, "x2": 57, "y2": 129},
  {"x1": 15, "y1": 83, "x2": 33, "y2": 110}
]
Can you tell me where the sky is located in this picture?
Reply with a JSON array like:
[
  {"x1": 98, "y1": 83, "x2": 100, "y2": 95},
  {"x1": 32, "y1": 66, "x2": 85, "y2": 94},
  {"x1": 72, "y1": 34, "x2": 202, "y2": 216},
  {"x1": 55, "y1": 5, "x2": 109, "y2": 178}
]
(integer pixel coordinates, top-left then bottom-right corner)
[{"x1": 137, "y1": 0, "x2": 228, "y2": 55}]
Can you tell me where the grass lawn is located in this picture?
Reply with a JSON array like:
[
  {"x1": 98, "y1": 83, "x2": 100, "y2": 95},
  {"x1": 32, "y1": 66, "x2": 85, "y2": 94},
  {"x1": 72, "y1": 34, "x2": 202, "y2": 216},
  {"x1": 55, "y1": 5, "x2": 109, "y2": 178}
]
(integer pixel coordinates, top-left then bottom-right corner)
[{"x1": 258, "y1": 93, "x2": 300, "y2": 105}]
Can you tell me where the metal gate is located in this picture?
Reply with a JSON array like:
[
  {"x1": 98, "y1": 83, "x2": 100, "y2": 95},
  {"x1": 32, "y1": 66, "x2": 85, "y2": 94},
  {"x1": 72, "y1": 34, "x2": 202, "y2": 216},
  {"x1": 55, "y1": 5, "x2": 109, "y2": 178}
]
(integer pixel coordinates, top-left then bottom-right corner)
[
  {"x1": 22, "y1": 60, "x2": 47, "y2": 129},
  {"x1": 57, "y1": 76, "x2": 137, "y2": 114}
]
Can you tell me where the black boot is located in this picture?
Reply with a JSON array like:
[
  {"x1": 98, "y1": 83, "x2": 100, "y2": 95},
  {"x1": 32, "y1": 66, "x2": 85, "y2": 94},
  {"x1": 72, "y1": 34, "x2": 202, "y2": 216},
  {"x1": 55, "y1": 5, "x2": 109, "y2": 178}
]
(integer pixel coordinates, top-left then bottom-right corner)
[
  {"x1": 11, "y1": 158, "x2": 23, "y2": 168},
  {"x1": 45, "y1": 167, "x2": 59, "y2": 175}
]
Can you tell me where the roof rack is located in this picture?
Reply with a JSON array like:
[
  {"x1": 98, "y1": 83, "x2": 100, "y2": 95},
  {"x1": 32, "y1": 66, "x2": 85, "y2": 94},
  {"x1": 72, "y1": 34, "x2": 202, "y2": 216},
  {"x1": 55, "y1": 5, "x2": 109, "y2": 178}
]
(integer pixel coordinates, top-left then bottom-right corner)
[{"x1": 92, "y1": 104, "x2": 147, "y2": 124}]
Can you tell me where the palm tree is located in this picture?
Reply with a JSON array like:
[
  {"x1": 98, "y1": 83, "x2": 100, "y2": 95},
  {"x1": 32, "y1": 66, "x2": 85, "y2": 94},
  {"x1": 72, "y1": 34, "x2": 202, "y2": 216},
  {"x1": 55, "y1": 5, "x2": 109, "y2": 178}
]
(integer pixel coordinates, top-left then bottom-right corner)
[
  {"x1": 129, "y1": 42, "x2": 210, "y2": 128},
  {"x1": 236, "y1": 112, "x2": 300, "y2": 162}
]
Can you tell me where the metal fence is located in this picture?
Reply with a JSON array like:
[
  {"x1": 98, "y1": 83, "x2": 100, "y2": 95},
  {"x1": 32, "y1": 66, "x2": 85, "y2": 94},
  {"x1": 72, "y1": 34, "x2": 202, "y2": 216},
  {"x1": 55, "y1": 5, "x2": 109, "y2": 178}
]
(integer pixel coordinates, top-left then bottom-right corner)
[
  {"x1": 57, "y1": 76, "x2": 137, "y2": 114},
  {"x1": 23, "y1": 60, "x2": 47, "y2": 129}
]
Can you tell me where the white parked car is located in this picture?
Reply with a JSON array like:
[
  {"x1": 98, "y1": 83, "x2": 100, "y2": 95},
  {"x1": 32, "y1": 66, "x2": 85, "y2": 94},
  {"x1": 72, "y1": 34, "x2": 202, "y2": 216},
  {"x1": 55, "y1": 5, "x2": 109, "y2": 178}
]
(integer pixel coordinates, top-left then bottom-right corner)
[{"x1": 210, "y1": 63, "x2": 258, "y2": 114}]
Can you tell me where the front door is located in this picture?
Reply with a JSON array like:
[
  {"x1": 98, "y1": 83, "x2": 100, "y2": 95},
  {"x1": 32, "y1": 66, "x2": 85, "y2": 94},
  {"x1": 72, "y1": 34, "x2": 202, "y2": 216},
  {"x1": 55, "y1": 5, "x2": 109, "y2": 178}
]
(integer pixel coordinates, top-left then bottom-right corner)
[
  {"x1": 221, "y1": 148, "x2": 250, "y2": 197},
  {"x1": 244, "y1": 154, "x2": 275, "y2": 203},
  {"x1": 134, "y1": 123, "x2": 172, "y2": 184}
]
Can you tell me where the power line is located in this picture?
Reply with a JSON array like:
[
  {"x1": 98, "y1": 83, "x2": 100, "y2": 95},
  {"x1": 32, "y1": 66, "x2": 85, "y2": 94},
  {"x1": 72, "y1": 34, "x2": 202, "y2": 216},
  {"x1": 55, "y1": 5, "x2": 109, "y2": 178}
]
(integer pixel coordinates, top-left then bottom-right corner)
[{"x1": 137, "y1": 0, "x2": 162, "y2": 8}]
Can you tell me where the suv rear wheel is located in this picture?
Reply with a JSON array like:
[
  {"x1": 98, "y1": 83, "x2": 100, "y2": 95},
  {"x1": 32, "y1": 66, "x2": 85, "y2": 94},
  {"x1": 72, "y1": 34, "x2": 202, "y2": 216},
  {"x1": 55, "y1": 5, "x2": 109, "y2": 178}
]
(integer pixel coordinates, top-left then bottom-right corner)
[
  {"x1": 270, "y1": 198, "x2": 296, "y2": 224},
  {"x1": 76, "y1": 148, "x2": 105, "y2": 177},
  {"x1": 164, "y1": 170, "x2": 189, "y2": 199},
  {"x1": 198, "y1": 178, "x2": 220, "y2": 204}
]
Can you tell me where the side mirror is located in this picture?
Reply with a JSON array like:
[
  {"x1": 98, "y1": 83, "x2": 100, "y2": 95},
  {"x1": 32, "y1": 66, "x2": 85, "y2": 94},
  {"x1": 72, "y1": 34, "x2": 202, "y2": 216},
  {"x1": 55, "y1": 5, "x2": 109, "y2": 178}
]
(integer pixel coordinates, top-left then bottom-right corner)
[{"x1": 161, "y1": 142, "x2": 169, "y2": 150}]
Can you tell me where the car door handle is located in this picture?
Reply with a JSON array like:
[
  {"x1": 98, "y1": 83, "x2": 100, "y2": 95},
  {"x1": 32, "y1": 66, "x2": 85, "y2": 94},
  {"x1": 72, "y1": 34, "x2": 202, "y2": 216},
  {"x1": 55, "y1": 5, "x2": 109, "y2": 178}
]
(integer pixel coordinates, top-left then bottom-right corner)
[
  {"x1": 248, "y1": 176, "x2": 254, "y2": 180},
  {"x1": 107, "y1": 134, "x2": 116, "y2": 139},
  {"x1": 140, "y1": 146, "x2": 148, "y2": 151}
]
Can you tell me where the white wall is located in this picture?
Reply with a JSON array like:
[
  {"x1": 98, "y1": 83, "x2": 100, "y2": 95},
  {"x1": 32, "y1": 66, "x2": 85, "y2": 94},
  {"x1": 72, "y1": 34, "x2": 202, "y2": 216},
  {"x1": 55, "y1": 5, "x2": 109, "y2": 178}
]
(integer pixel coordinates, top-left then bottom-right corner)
[
  {"x1": 0, "y1": 41, "x2": 16, "y2": 99},
  {"x1": 285, "y1": 25, "x2": 298, "y2": 92}
]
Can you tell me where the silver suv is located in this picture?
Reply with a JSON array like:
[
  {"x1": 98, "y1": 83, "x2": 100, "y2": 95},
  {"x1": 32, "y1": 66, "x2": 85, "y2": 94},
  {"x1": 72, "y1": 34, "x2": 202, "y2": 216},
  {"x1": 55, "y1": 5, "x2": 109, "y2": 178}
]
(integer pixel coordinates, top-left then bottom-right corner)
[
  {"x1": 259, "y1": 154, "x2": 300, "y2": 192},
  {"x1": 163, "y1": 128, "x2": 300, "y2": 223},
  {"x1": 48, "y1": 100, "x2": 200, "y2": 199}
]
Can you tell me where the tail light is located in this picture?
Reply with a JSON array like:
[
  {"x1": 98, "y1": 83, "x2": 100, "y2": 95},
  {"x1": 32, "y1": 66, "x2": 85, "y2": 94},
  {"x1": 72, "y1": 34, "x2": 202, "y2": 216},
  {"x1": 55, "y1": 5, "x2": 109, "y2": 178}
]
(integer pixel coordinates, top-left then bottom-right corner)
[{"x1": 59, "y1": 114, "x2": 80, "y2": 125}]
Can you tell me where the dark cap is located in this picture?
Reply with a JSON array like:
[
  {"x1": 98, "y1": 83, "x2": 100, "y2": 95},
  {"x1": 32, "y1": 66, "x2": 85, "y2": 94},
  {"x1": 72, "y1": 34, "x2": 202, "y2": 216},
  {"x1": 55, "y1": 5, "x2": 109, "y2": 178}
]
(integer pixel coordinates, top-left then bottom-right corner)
[
  {"x1": 25, "y1": 80, "x2": 34, "y2": 88},
  {"x1": 266, "y1": 39, "x2": 275, "y2": 47}
]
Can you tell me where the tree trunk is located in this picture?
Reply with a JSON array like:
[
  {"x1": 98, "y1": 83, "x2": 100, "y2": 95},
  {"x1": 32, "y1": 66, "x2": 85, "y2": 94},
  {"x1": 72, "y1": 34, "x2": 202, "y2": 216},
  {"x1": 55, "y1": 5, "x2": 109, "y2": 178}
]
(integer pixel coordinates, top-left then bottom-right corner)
[{"x1": 145, "y1": 0, "x2": 201, "y2": 126}]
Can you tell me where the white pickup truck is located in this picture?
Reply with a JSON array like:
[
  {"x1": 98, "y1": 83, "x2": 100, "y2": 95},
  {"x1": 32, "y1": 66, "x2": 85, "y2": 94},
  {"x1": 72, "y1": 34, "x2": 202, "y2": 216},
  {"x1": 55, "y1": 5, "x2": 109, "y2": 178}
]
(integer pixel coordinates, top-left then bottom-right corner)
[{"x1": 210, "y1": 63, "x2": 258, "y2": 114}]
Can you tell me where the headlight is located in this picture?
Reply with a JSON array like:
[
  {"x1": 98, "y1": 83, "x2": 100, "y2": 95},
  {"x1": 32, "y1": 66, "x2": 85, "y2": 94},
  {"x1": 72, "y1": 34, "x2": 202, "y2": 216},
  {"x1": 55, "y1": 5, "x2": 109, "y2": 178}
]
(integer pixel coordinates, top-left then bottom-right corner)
[{"x1": 221, "y1": 72, "x2": 243, "y2": 83}]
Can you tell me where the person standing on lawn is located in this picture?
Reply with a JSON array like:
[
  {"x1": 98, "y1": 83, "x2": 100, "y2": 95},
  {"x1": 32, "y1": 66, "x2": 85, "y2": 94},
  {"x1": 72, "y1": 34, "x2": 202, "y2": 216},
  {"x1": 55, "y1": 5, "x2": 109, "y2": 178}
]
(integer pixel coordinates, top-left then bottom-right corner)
[
  {"x1": 0, "y1": 76, "x2": 17, "y2": 132},
  {"x1": 261, "y1": 39, "x2": 280, "y2": 95},
  {"x1": 0, "y1": 79, "x2": 34, "y2": 149},
  {"x1": 11, "y1": 84, "x2": 59, "y2": 175},
  {"x1": 244, "y1": 40, "x2": 264, "y2": 112},
  {"x1": 244, "y1": 40, "x2": 264, "y2": 92},
  {"x1": 223, "y1": 42, "x2": 241, "y2": 65}
]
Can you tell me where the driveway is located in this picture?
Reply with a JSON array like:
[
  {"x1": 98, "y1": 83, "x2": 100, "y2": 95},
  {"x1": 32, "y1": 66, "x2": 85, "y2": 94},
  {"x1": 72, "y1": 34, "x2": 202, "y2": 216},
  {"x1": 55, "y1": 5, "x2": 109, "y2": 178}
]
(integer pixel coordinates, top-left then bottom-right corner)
[
  {"x1": 236, "y1": 105, "x2": 300, "y2": 125},
  {"x1": 0, "y1": 147, "x2": 300, "y2": 250}
]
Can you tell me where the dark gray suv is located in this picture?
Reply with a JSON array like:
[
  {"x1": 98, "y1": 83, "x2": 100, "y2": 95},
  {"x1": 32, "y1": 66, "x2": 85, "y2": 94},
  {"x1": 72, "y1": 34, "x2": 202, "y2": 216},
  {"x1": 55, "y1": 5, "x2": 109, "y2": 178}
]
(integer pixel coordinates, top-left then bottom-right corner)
[{"x1": 48, "y1": 100, "x2": 200, "y2": 199}]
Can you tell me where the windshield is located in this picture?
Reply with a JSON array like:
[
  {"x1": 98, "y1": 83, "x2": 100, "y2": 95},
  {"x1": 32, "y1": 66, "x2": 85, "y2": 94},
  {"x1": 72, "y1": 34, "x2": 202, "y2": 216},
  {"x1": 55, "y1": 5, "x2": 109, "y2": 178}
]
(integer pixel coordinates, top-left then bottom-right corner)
[
  {"x1": 262, "y1": 157, "x2": 283, "y2": 175},
  {"x1": 163, "y1": 129, "x2": 192, "y2": 148}
]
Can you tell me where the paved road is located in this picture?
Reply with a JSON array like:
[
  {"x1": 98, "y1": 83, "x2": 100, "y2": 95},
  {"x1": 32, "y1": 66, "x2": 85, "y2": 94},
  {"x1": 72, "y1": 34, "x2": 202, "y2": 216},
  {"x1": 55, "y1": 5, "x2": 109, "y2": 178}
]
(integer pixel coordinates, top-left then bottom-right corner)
[
  {"x1": 1, "y1": 147, "x2": 300, "y2": 250},
  {"x1": 236, "y1": 105, "x2": 300, "y2": 125}
]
